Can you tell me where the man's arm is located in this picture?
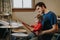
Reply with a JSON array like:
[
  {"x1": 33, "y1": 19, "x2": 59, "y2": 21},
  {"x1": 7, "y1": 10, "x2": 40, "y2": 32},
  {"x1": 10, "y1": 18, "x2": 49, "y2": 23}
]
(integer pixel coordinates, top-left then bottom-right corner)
[
  {"x1": 39, "y1": 24, "x2": 58, "y2": 35},
  {"x1": 46, "y1": 24, "x2": 58, "y2": 33}
]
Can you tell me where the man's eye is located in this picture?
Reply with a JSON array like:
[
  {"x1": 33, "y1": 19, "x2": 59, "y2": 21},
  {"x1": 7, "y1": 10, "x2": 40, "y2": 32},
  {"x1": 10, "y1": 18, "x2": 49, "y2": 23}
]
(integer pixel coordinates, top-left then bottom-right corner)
[
  {"x1": 36, "y1": 8, "x2": 39, "y2": 10},
  {"x1": 37, "y1": 8, "x2": 39, "y2": 10}
]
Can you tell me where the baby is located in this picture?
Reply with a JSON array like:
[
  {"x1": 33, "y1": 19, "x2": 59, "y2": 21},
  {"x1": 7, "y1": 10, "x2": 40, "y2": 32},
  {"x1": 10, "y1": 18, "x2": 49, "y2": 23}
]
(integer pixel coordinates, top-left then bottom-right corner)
[
  {"x1": 31, "y1": 14, "x2": 43, "y2": 36},
  {"x1": 27, "y1": 14, "x2": 43, "y2": 40}
]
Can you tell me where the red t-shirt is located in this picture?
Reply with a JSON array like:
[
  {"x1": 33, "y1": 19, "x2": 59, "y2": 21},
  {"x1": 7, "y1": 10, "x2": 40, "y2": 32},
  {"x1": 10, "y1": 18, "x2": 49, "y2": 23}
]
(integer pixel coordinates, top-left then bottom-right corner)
[{"x1": 32, "y1": 21, "x2": 42, "y2": 32}]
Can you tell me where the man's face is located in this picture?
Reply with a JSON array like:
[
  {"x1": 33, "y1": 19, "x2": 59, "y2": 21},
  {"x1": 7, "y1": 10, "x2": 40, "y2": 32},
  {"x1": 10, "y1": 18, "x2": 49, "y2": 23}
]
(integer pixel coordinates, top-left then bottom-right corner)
[{"x1": 35, "y1": 6, "x2": 43, "y2": 14}]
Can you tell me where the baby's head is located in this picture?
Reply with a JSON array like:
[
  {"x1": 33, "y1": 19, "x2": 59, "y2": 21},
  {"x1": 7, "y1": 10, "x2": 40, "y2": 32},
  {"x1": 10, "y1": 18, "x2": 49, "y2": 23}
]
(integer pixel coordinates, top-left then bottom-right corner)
[{"x1": 36, "y1": 14, "x2": 43, "y2": 21}]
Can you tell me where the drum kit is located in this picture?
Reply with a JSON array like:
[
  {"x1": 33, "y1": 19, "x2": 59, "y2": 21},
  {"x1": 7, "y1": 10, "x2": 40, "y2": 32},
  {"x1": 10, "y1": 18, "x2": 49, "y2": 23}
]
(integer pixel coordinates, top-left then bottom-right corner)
[
  {"x1": 0, "y1": 20, "x2": 28, "y2": 40},
  {"x1": 0, "y1": 20, "x2": 23, "y2": 28},
  {"x1": 0, "y1": 18, "x2": 38, "y2": 40}
]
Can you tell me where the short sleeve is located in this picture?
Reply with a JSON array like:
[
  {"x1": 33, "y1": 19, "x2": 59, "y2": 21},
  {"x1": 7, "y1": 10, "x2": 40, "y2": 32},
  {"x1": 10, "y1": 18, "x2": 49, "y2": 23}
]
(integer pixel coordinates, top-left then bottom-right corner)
[{"x1": 50, "y1": 13, "x2": 57, "y2": 25}]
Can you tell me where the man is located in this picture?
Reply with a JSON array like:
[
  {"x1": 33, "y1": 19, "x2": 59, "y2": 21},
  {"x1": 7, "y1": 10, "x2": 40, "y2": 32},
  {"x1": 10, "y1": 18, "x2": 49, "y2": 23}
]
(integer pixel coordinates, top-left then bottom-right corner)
[{"x1": 35, "y1": 2, "x2": 58, "y2": 40}]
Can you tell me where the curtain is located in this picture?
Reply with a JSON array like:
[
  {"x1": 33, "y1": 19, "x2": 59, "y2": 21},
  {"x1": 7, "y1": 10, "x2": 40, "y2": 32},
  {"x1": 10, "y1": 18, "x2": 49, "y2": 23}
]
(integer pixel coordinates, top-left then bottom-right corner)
[{"x1": 0, "y1": 0, "x2": 12, "y2": 14}]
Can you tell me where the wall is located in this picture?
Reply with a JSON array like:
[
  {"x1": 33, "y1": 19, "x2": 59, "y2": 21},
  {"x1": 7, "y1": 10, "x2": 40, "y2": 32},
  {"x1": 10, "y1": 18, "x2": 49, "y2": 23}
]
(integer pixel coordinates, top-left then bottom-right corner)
[
  {"x1": 13, "y1": 0, "x2": 60, "y2": 24},
  {"x1": 38, "y1": 0, "x2": 60, "y2": 16}
]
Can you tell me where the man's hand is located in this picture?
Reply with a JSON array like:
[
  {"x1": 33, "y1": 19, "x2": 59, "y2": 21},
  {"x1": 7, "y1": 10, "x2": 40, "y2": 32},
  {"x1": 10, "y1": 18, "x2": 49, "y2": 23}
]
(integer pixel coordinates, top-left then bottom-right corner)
[{"x1": 39, "y1": 31, "x2": 46, "y2": 35}]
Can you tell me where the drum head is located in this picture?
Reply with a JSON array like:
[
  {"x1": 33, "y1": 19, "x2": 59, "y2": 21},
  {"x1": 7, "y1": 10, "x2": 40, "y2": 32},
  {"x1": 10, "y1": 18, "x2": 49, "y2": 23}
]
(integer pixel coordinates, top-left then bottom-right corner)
[{"x1": 11, "y1": 33, "x2": 28, "y2": 37}]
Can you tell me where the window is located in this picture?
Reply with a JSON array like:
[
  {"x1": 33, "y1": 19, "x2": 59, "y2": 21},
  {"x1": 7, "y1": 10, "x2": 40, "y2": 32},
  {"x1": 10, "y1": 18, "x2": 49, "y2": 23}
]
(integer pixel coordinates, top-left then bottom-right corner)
[
  {"x1": 13, "y1": 0, "x2": 22, "y2": 8},
  {"x1": 12, "y1": 0, "x2": 35, "y2": 12},
  {"x1": 13, "y1": 0, "x2": 34, "y2": 8}
]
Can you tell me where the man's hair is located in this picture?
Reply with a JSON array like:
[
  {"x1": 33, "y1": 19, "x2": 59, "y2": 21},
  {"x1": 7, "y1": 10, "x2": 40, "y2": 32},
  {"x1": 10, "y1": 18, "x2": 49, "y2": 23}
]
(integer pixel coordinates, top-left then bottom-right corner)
[{"x1": 35, "y1": 2, "x2": 46, "y2": 9}]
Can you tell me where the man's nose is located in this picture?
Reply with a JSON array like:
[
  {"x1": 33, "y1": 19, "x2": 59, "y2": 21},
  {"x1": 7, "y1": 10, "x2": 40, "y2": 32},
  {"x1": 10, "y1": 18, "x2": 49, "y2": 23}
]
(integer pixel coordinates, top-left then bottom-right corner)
[{"x1": 38, "y1": 11, "x2": 41, "y2": 13}]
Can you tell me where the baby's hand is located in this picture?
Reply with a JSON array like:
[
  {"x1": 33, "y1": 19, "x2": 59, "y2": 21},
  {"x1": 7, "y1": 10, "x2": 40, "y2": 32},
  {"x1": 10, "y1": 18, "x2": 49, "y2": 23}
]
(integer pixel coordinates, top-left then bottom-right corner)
[{"x1": 35, "y1": 31, "x2": 39, "y2": 36}]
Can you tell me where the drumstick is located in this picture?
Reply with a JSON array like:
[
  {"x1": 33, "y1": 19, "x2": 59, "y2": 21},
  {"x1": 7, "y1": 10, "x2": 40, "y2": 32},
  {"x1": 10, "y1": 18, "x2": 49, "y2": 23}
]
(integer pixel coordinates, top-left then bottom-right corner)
[
  {"x1": 16, "y1": 17, "x2": 37, "y2": 36},
  {"x1": 14, "y1": 15, "x2": 33, "y2": 33},
  {"x1": 17, "y1": 17, "x2": 32, "y2": 31},
  {"x1": 13, "y1": 14, "x2": 37, "y2": 36}
]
